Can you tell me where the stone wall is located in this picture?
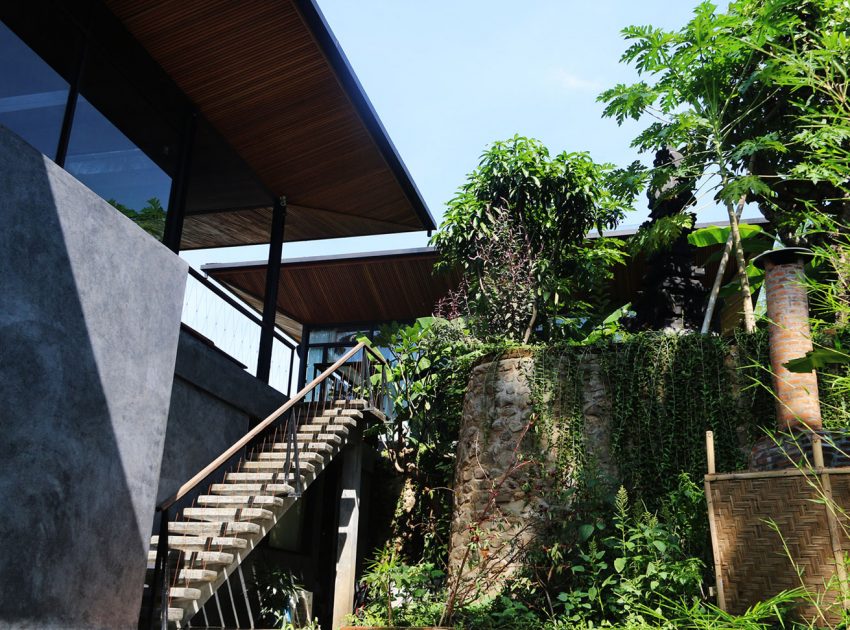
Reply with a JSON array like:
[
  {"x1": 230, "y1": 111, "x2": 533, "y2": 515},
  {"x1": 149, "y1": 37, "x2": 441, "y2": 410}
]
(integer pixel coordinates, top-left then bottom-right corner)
[
  {"x1": 448, "y1": 352, "x2": 541, "y2": 596},
  {"x1": 448, "y1": 351, "x2": 616, "y2": 595}
]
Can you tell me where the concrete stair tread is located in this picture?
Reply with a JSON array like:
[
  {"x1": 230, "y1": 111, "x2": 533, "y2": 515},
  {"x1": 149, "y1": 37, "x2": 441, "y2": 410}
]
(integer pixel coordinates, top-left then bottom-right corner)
[
  {"x1": 225, "y1": 472, "x2": 307, "y2": 484},
  {"x1": 241, "y1": 459, "x2": 316, "y2": 472},
  {"x1": 295, "y1": 442, "x2": 334, "y2": 454},
  {"x1": 197, "y1": 495, "x2": 285, "y2": 508},
  {"x1": 298, "y1": 423, "x2": 351, "y2": 436},
  {"x1": 169, "y1": 587, "x2": 201, "y2": 601},
  {"x1": 176, "y1": 569, "x2": 218, "y2": 583},
  {"x1": 167, "y1": 607, "x2": 184, "y2": 622},
  {"x1": 209, "y1": 482, "x2": 294, "y2": 496},
  {"x1": 151, "y1": 535, "x2": 248, "y2": 550},
  {"x1": 305, "y1": 415, "x2": 358, "y2": 428},
  {"x1": 241, "y1": 461, "x2": 322, "y2": 473},
  {"x1": 182, "y1": 507, "x2": 273, "y2": 522},
  {"x1": 335, "y1": 398, "x2": 366, "y2": 408},
  {"x1": 147, "y1": 550, "x2": 234, "y2": 565},
  {"x1": 257, "y1": 449, "x2": 325, "y2": 461},
  {"x1": 168, "y1": 521, "x2": 260, "y2": 536},
  {"x1": 321, "y1": 408, "x2": 363, "y2": 419},
  {"x1": 296, "y1": 432, "x2": 343, "y2": 445}
]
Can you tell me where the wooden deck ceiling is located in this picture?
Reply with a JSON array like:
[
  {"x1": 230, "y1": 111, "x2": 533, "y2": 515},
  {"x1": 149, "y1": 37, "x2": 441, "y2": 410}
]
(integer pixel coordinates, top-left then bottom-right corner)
[
  {"x1": 104, "y1": 0, "x2": 434, "y2": 248},
  {"x1": 203, "y1": 248, "x2": 461, "y2": 339}
]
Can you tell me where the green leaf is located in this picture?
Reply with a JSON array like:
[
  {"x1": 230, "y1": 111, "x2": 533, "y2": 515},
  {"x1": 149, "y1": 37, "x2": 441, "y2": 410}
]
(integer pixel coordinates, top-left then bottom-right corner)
[
  {"x1": 687, "y1": 223, "x2": 763, "y2": 248},
  {"x1": 652, "y1": 540, "x2": 667, "y2": 553},
  {"x1": 578, "y1": 524, "x2": 595, "y2": 541},
  {"x1": 614, "y1": 557, "x2": 627, "y2": 573},
  {"x1": 784, "y1": 348, "x2": 850, "y2": 373}
]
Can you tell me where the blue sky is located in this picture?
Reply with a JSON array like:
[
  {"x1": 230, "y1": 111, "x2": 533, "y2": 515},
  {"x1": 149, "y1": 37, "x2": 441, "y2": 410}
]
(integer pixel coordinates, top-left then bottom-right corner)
[{"x1": 186, "y1": 0, "x2": 749, "y2": 269}]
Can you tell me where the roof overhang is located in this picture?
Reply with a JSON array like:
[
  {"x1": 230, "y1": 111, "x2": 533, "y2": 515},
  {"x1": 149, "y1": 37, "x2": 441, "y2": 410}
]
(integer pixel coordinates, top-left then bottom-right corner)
[
  {"x1": 203, "y1": 247, "x2": 460, "y2": 339},
  {"x1": 103, "y1": 0, "x2": 436, "y2": 248}
]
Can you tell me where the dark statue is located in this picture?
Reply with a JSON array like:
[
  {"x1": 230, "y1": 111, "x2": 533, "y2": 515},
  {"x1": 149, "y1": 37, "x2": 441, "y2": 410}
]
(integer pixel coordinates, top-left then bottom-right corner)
[{"x1": 628, "y1": 148, "x2": 707, "y2": 332}]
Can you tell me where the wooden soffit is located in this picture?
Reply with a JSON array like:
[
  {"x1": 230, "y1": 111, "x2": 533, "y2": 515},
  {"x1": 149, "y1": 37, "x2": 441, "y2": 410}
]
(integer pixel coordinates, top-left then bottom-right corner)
[
  {"x1": 203, "y1": 248, "x2": 461, "y2": 328},
  {"x1": 103, "y1": 0, "x2": 434, "y2": 248}
]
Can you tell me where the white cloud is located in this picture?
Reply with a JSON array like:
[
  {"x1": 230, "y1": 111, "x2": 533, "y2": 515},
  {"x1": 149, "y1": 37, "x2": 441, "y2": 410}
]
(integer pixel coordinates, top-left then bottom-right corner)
[{"x1": 549, "y1": 68, "x2": 603, "y2": 92}]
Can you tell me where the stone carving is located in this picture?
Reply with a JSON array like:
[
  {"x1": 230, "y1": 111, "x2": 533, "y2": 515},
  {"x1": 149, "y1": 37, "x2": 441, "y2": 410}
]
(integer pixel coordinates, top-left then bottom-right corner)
[{"x1": 628, "y1": 148, "x2": 707, "y2": 332}]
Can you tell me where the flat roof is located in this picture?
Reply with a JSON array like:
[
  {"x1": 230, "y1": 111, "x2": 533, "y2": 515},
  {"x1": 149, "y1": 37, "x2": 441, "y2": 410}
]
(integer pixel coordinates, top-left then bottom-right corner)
[{"x1": 104, "y1": 0, "x2": 435, "y2": 248}]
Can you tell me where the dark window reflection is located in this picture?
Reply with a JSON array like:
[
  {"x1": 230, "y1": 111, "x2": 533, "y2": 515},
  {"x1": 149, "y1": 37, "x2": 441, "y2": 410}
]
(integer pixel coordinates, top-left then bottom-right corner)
[
  {"x1": 65, "y1": 95, "x2": 171, "y2": 214},
  {"x1": 0, "y1": 22, "x2": 68, "y2": 159}
]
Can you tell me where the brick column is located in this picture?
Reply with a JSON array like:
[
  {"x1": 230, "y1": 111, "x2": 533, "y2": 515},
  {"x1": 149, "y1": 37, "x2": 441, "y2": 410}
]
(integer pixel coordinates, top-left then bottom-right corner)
[{"x1": 755, "y1": 248, "x2": 821, "y2": 431}]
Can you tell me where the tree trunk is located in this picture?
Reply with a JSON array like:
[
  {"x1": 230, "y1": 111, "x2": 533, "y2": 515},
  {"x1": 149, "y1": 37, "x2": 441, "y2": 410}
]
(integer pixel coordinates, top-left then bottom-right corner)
[
  {"x1": 725, "y1": 197, "x2": 756, "y2": 332},
  {"x1": 701, "y1": 196, "x2": 746, "y2": 333}
]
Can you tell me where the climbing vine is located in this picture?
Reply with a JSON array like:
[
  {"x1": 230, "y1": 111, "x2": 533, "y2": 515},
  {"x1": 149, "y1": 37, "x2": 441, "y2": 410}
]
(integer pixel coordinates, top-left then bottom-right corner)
[{"x1": 526, "y1": 332, "x2": 782, "y2": 510}]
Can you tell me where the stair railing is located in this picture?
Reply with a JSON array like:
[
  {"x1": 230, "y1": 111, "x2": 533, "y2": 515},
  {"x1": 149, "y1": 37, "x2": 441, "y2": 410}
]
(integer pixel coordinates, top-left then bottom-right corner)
[{"x1": 147, "y1": 341, "x2": 388, "y2": 629}]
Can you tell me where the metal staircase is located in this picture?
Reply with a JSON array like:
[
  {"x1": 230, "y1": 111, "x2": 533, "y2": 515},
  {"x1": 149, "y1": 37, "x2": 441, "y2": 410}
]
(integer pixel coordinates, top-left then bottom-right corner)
[{"x1": 141, "y1": 343, "x2": 387, "y2": 628}]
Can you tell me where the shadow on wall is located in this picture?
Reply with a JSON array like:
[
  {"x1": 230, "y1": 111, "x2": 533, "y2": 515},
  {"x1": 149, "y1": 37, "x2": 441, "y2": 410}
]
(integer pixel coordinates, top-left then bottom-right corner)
[{"x1": 0, "y1": 125, "x2": 185, "y2": 630}]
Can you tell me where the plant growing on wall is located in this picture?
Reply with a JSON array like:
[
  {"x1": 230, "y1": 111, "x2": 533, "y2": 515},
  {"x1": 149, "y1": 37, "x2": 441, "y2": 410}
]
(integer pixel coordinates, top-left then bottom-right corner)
[
  {"x1": 431, "y1": 135, "x2": 642, "y2": 342},
  {"x1": 368, "y1": 318, "x2": 487, "y2": 564}
]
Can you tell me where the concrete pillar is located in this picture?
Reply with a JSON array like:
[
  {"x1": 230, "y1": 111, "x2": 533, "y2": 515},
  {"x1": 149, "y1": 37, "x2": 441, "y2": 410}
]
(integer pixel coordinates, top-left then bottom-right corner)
[
  {"x1": 755, "y1": 248, "x2": 822, "y2": 431},
  {"x1": 331, "y1": 435, "x2": 363, "y2": 629}
]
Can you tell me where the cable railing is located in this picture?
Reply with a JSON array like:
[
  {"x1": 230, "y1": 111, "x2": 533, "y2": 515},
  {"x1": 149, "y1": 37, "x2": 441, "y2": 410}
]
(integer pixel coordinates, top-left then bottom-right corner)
[
  {"x1": 146, "y1": 341, "x2": 388, "y2": 629},
  {"x1": 181, "y1": 267, "x2": 297, "y2": 396}
]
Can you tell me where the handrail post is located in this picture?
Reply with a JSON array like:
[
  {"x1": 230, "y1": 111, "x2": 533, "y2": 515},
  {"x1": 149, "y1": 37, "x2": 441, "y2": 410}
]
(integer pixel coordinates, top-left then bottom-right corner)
[{"x1": 150, "y1": 507, "x2": 170, "y2": 630}]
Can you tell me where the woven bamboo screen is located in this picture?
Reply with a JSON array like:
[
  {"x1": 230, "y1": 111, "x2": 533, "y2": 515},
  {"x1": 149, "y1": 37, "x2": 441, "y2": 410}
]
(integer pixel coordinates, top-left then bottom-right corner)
[{"x1": 705, "y1": 443, "x2": 850, "y2": 622}]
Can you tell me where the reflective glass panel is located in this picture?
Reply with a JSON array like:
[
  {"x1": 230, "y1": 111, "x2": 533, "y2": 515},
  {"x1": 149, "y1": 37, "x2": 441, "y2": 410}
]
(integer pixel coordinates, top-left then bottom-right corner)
[
  {"x1": 65, "y1": 95, "x2": 171, "y2": 214},
  {"x1": 0, "y1": 21, "x2": 68, "y2": 159}
]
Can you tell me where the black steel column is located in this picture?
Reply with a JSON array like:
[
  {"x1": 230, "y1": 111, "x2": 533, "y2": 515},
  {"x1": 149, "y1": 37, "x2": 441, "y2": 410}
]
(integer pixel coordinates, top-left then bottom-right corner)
[
  {"x1": 162, "y1": 109, "x2": 198, "y2": 253},
  {"x1": 55, "y1": 35, "x2": 89, "y2": 167},
  {"x1": 256, "y1": 197, "x2": 287, "y2": 383},
  {"x1": 296, "y1": 325, "x2": 311, "y2": 391}
]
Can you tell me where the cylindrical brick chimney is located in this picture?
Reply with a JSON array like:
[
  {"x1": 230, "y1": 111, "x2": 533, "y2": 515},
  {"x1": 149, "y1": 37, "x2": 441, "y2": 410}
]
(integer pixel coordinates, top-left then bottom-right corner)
[{"x1": 753, "y1": 248, "x2": 821, "y2": 431}]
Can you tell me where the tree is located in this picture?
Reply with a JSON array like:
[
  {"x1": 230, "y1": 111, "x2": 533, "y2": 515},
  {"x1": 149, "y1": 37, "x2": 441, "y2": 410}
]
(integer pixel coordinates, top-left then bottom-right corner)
[
  {"x1": 430, "y1": 136, "x2": 642, "y2": 342},
  {"x1": 600, "y1": 0, "x2": 850, "y2": 333},
  {"x1": 109, "y1": 197, "x2": 166, "y2": 240}
]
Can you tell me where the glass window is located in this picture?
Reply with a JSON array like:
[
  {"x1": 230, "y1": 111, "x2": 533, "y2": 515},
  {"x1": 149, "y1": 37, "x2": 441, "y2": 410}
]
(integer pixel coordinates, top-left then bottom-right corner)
[
  {"x1": 0, "y1": 21, "x2": 68, "y2": 159},
  {"x1": 65, "y1": 95, "x2": 171, "y2": 214}
]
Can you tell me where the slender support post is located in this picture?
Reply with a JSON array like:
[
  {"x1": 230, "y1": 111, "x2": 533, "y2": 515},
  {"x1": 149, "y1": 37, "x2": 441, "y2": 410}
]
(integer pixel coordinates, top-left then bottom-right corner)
[
  {"x1": 257, "y1": 197, "x2": 287, "y2": 383},
  {"x1": 706, "y1": 430, "x2": 716, "y2": 475},
  {"x1": 331, "y1": 434, "x2": 363, "y2": 630},
  {"x1": 297, "y1": 326, "x2": 311, "y2": 391},
  {"x1": 162, "y1": 109, "x2": 198, "y2": 253},
  {"x1": 151, "y1": 507, "x2": 170, "y2": 630}
]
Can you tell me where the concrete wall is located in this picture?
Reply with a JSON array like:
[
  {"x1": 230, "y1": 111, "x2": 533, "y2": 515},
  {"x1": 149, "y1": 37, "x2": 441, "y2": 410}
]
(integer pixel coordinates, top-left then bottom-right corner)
[
  {"x1": 157, "y1": 328, "x2": 288, "y2": 506},
  {"x1": 0, "y1": 126, "x2": 187, "y2": 629}
]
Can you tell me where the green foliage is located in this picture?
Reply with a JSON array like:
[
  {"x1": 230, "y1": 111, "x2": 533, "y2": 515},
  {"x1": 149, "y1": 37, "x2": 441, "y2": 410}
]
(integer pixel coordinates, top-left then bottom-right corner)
[
  {"x1": 601, "y1": 0, "x2": 850, "y2": 246},
  {"x1": 556, "y1": 486, "x2": 703, "y2": 625},
  {"x1": 371, "y1": 318, "x2": 489, "y2": 564},
  {"x1": 599, "y1": 333, "x2": 767, "y2": 507},
  {"x1": 251, "y1": 558, "x2": 305, "y2": 629},
  {"x1": 628, "y1": 214, "x2": 695, "y2": 257},
  {"x1": 354, "y1": 547, "x2": 446, "y2": 627},
  {"x1": 110, "y1": 197, "x2": 166, "y2": 239},
  {"x1": 431, "y1": 135, "x2": 643, "y2": 341},
  {"x1": 687, "y1": 224, "x2": 767, "y2": 249}
]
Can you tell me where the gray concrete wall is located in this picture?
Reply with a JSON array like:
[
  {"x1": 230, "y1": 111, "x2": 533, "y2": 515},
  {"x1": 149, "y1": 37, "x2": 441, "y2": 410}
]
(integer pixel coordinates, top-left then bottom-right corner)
[
  {"x1": 157, "y1": 329, "x2": 287, "y2": 506},
  {"x1": 0, "y1": 126, "x2": 187, "y2": 629}
]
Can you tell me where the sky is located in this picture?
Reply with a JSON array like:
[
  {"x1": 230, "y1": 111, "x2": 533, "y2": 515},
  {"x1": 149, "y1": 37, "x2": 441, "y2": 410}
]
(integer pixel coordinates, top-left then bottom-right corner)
[{"x1": 184, "y1": 0, "x2": 751, "y2": 270}]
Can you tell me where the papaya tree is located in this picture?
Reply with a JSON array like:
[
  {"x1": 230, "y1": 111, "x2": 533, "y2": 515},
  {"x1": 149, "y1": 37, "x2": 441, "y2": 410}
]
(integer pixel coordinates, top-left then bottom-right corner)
[{"x1": 600, "y1": 0, "x2": 850, "y2": 333}]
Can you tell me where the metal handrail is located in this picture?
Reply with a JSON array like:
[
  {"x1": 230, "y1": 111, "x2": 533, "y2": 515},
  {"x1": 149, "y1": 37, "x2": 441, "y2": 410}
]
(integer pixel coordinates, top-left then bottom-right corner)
[
  {"x1": 148, "y1": 340, "x2": 387, "y2": 629},
  {"x1": 158, "y1": 340, "x2": 387, "y2": 511}
]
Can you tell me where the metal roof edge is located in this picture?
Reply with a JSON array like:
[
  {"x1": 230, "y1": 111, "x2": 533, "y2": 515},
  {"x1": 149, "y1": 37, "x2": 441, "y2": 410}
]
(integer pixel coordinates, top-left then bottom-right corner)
[{"x1": 293, "y1": 0, "x2": 436, "y2": 232}]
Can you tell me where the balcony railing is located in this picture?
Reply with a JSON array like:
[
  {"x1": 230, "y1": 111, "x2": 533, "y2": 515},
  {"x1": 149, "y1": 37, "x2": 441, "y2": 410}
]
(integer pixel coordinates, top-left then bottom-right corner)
[{"x1": 181, "y1": 267, "x2": 297, "y2": 396}]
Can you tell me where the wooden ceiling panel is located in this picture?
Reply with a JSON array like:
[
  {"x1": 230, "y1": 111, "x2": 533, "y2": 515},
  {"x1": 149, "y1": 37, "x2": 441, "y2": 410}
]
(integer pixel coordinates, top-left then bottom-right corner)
[
  {"x1": 103, "y1": 0, "x2": 433, "y2": 246},
  {"x1": 205, "y1": 249, "x2": 460, "y2": 326}
]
